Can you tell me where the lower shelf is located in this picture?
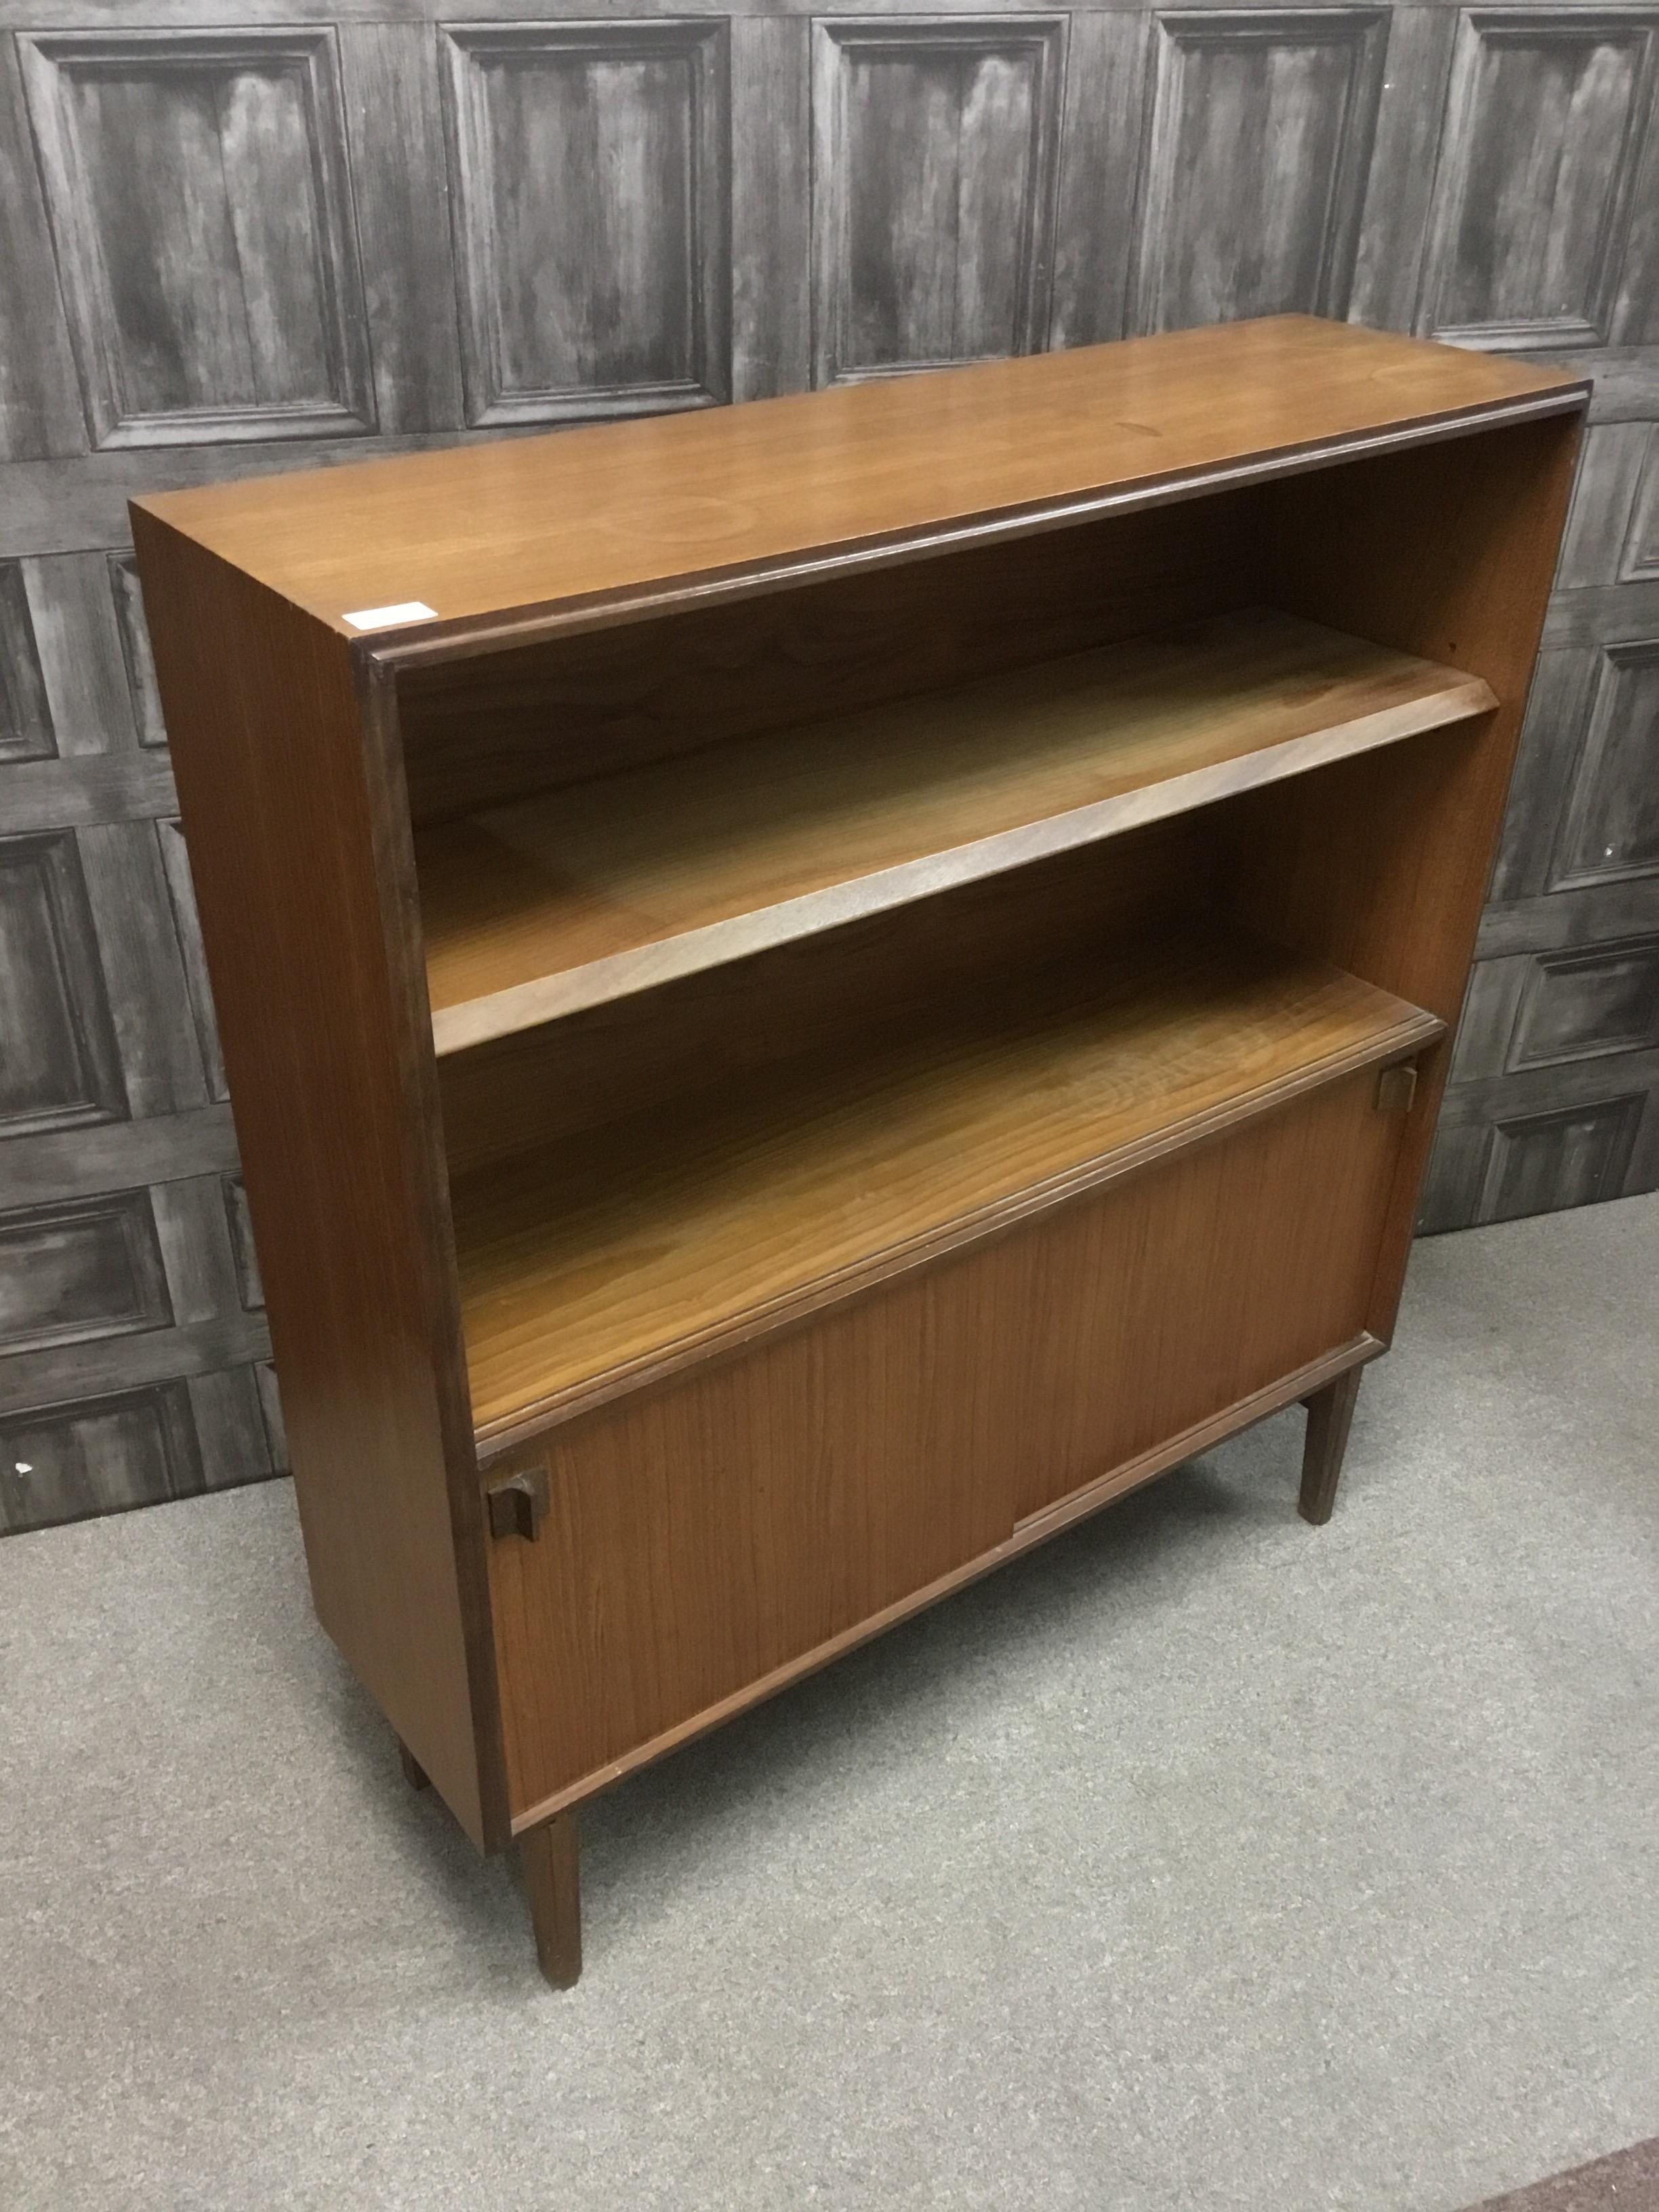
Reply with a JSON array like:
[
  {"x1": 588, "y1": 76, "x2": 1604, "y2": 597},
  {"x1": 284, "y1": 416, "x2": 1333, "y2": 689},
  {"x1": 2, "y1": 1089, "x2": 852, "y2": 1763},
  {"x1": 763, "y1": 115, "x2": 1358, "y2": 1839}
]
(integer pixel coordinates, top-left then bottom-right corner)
[{"x1": 450, "y1": 923, "x2": 1441, "y2": 1437}]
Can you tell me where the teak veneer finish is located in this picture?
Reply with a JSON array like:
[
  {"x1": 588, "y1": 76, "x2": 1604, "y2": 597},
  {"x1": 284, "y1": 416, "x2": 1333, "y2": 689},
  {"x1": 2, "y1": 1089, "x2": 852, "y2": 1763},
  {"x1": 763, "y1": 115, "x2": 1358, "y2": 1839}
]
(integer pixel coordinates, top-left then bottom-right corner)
[
  {"x1": 452, "y1": 928, "x2": 1441, "y2": 1433},
  {"x1": 489, "y1": 1065, "x2": 1408, "y2": 1824},
  {"x1": 137, "y1": 316, "x2": 1575, "y2": 635},
  {"x1": 394, "y1": 493, "x2": 1261, "y2": 827},
  {"x1": 418, "y1": 608, "x2": 1494, "y2": 1050},
  {"x1": 130, "y1": 319, "x2": 1583, "y2": 1986}
]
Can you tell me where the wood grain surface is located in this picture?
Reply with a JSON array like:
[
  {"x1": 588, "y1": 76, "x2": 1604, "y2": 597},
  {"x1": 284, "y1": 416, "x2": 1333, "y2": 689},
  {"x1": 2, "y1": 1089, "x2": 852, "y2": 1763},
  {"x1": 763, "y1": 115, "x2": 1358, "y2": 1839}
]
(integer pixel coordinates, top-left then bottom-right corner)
[
  {"x1": 395, "y1": 491, "x2": 1258, "y2": 828},
  {"x1": 417, "y1": 606, "x2": 1494, "y2": 1049},
  {"x1": 1224, "y1": 412, "x2": 1582, "y2": 1338},
  {"x1": 499, "y1": 1327, "x2": 1387, "y2": 1830},
  {"x1": 450, "y1": 923, "x2": 1441, "y2": 1436},
  {"x1": 131, "y1": 318, "x2": 1585, "y2": 634},
  {"x1": 487, "y1": 1063, "x2": 1404, "y2": 1817},
  {"x1": 438, "y1": 820, "x2": 1204, "y2": 1186},
  {"x1": 127, "y1": 515, "x2": 507, "y2": 1851}
]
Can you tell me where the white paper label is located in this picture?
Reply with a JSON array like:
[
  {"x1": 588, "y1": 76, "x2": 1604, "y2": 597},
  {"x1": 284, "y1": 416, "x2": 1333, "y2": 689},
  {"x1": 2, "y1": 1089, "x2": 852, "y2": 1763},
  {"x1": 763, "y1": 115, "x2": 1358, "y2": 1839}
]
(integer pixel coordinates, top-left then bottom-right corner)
[{"x1": 341, "y1": 600, "x2": 438, "y2": 632}]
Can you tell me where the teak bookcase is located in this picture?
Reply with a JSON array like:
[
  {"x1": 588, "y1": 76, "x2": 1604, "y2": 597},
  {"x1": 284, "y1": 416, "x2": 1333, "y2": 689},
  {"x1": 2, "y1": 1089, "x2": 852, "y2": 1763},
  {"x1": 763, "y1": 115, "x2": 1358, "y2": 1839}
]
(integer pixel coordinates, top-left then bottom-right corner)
[{"x1": 131, "y1": 317, "x2": 1584, "y2": 1988}]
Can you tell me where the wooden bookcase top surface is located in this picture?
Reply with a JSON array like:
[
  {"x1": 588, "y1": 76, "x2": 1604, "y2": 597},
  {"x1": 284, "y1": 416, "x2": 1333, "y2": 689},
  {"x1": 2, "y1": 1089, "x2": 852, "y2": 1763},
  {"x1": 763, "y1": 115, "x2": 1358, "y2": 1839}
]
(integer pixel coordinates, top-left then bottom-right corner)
[
  {"x1": 417, "y1": 607, "x2": 1494, "y2": 1052},
  {"x1": 451, "y1": 924, "x2": 1442, "y2": 1435},
  {"x1": 131, "y1": 318, "x2": 1586, "y2": 638}
]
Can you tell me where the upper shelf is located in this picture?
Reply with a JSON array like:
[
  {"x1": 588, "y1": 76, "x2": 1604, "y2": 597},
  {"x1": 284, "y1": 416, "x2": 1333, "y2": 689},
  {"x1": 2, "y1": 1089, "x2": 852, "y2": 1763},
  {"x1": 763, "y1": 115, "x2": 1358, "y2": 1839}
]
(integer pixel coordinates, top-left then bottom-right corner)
[
  {"x1": 129, "y1": 319, "x2": 1587, "y2": 636},
  {"x1": 417, "y1": 606, "x2": 1494, "y2": 1054}
]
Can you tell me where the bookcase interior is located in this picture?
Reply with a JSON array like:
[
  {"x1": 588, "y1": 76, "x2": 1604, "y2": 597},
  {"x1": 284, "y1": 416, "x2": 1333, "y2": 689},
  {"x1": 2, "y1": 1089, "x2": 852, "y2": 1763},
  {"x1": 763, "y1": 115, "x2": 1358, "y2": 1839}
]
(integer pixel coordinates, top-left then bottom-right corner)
[{"x1": 391, "y1": 438, "x2": 1535, "y2": 1445}]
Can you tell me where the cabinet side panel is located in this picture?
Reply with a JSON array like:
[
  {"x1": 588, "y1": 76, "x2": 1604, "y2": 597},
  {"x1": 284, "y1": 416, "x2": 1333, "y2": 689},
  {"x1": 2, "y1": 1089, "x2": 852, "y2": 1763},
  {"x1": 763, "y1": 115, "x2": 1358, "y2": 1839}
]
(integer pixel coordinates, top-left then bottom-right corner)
[
  {"x1": 128, "y1": 513, "x2": 503, "y2": 1852},
  {"x1": 1222, "y1": 414, "x2": 1581, "y2": 1334}
]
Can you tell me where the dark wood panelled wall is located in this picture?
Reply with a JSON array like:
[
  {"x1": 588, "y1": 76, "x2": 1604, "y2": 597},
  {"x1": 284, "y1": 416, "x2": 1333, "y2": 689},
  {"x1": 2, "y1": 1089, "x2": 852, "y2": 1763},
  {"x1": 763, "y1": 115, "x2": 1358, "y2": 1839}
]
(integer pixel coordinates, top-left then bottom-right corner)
[{"x1": 0, "y1": 0, "x2": 1655, "y2": 1532}]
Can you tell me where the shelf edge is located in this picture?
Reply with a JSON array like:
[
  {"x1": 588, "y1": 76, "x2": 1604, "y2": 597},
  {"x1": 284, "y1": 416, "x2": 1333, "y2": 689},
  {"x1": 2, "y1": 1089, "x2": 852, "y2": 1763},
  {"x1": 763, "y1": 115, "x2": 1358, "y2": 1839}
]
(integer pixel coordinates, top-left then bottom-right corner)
[
  {"x1": 430, "y1": 674, "x2": 1495, "y2": 1057},
  {"x1": 471, "y1": 1002, "x2": 1441, "y2": 1456}
]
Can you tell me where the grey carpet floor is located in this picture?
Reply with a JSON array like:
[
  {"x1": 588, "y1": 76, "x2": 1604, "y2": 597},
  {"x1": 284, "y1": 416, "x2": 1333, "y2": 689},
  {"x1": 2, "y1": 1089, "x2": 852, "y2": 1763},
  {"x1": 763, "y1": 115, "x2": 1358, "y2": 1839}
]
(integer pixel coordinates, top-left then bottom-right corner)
[{"x1": 2, "y1": 1196, "x2": 1656, "y2": 2212}]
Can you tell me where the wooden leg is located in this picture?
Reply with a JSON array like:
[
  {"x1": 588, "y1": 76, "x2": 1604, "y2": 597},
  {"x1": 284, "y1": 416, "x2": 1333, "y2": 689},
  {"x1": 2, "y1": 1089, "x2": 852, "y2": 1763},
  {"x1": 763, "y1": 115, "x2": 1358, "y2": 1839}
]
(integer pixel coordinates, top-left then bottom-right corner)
[
  {"x1": 520, "y1": 1814, "x2": 581, "y2": 1990},
  {"x1": 1299, "y1": 1366, "x2": 1364, "y2": 1526},
  {"x1": 397, "y1": 1738, "x2": 430, "y2": 1791}
]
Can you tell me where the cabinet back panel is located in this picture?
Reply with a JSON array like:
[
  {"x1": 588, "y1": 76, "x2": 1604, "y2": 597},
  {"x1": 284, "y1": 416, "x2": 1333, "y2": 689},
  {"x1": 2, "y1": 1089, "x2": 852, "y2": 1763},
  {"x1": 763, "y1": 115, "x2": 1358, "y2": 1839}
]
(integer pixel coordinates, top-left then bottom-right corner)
[
  {"x1": 396, "y1": 493, "x2": 1262, "y2": 826},
  {"x1": 488, "y1": 1065, "x2": 1402, "y2": 1812}
]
